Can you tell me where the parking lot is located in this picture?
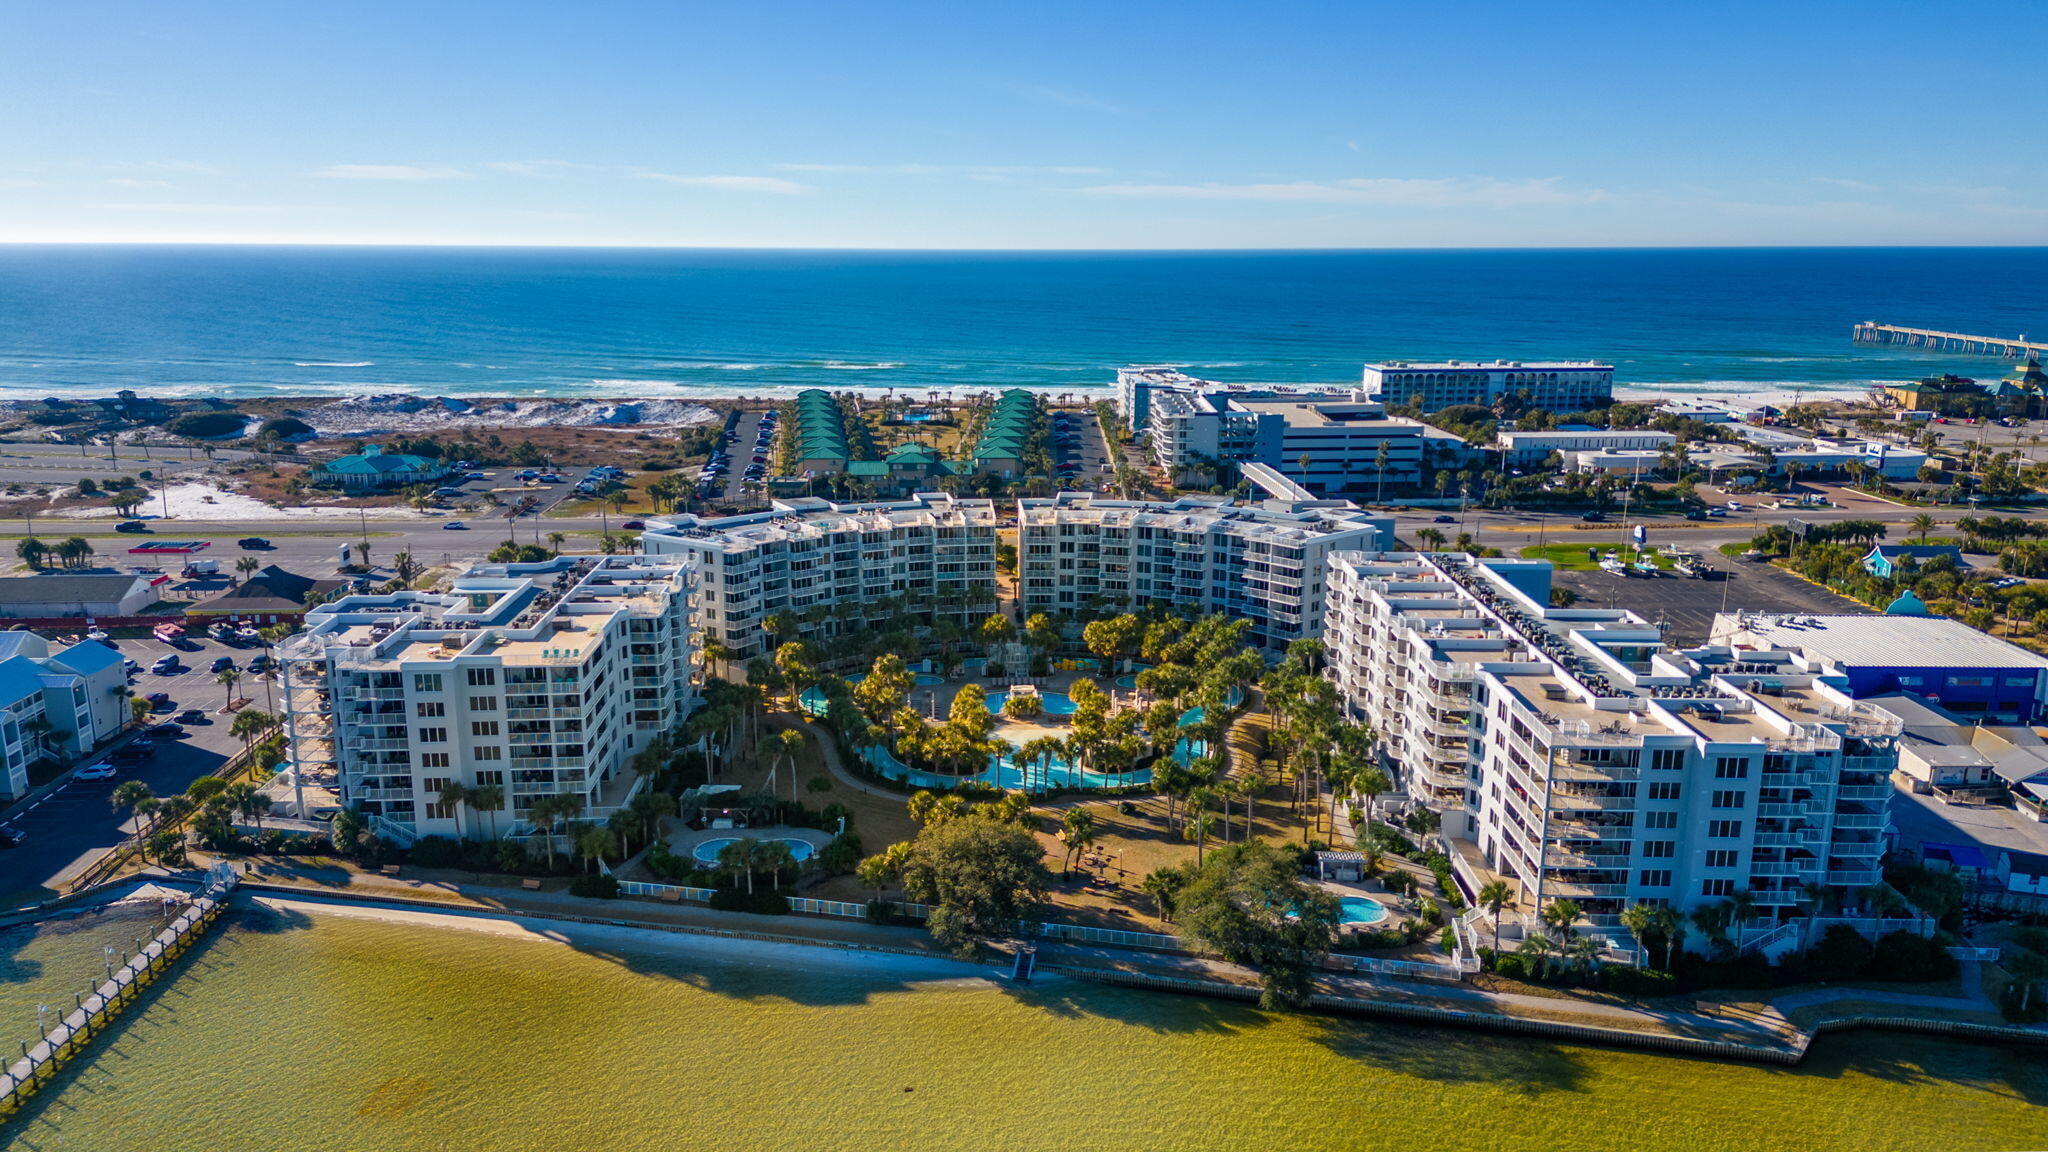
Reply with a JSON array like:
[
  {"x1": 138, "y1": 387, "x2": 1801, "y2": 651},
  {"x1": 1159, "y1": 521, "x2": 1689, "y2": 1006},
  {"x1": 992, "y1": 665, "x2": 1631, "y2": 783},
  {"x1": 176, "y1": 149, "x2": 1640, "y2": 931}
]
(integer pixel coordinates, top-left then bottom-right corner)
[
  {"x1": 698, "y1": 409, "x2": 768, "y2": 502},
  {"x1": 1052, "y1": 409, "x2": 1110, "y2": 488},
  {"x1": 1555, "y1": 557, "x2": 1867, "y2": 646},
  {"x1": 0, "y1": 634, "x2": 268, "y2": 902}
]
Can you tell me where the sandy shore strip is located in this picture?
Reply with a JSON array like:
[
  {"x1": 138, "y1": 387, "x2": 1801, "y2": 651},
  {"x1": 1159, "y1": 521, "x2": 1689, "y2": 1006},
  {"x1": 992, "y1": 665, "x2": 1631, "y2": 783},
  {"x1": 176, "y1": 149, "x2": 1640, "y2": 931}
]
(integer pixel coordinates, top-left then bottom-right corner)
[{"x1": 246, "y1": 891, "x2": 1007, "y2": 988}]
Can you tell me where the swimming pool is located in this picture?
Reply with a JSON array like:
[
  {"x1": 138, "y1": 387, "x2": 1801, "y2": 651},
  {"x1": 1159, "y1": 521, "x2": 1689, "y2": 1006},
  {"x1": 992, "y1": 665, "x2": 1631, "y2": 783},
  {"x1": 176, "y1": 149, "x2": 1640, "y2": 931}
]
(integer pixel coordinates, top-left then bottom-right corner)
[
  {"x1": 692, "y1": 836, "x2": 817, "y2": 866},
  {"x1": 798, "y1": 672, "x2": 944, "y2": 714},
  {"x1": 1336, "y1": 895, "x2": 1389, "y2": 925},
  {"x1": 990, "y1": 690, "x2": 1076, "y2": 716}
]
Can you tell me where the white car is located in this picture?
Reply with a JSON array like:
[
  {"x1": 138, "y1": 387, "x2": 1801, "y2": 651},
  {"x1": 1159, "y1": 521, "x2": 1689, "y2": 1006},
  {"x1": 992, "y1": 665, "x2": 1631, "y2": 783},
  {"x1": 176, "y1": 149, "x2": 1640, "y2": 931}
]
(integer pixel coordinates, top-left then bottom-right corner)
[
  {"x1": 75, "y1": 762, "x2": 116, "y2": 782},
  {"x1": 443, "y1": 520, "x2": 467, "y2": 530}
]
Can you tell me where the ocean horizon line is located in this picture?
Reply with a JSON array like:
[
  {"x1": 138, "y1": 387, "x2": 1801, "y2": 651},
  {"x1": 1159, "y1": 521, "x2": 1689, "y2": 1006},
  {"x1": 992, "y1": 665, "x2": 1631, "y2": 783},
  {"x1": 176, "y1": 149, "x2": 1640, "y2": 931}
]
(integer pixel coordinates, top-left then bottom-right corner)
[{"x1": 2, "y1": 240, "x2": 2045, "y2": 255}]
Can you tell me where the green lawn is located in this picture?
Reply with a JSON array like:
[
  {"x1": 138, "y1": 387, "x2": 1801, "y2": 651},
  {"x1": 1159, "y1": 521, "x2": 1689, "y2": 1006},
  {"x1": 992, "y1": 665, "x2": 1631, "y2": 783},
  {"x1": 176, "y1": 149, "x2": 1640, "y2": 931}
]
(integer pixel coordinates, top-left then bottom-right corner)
[{"x1": 1520, "y1": 543, "x2": 1672, "y2": 571}]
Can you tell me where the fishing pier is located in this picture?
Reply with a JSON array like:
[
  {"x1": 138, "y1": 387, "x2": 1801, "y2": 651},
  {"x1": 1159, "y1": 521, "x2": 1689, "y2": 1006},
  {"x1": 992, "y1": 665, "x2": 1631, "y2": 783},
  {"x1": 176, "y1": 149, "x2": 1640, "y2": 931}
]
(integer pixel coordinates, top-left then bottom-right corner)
[
  {"x1": 0, "y1": 866, "x2": 239, "y2": 1116},
  {"x1": 1853, "y1": 322, "x2": 2046, "y2": 359}
]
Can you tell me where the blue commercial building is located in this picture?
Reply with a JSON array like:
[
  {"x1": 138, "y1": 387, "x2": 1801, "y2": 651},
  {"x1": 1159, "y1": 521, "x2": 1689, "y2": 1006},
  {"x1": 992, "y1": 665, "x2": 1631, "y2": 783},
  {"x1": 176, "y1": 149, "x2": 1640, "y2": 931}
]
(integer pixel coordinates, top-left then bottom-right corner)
[{"x1": 1711, "y1": 611, "x2": 2048, "y2": 722}]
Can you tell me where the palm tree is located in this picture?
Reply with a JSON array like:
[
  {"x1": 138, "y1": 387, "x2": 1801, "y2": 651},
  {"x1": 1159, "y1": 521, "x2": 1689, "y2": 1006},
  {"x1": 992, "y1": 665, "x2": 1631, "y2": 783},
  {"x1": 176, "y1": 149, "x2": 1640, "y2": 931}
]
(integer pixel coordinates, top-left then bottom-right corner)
[
  {"x1": 758, "y1": 839, "x2": 797, "y2": 889},
  {"x1": 14, "y1": 537, "x2": 47, "y2": 569},
  {"x1": 527, "y1": 795, "x2": 567, "y2": 869},
  {"x1": 1353, "y1": 765, "x2": 1391, "y2": 830},
  {"x1": 1183, "y1": 809, "x2": 1217, "y2": 866},
  {"x1": 1619, "y1": 902, "x2": 1657, "y2": 968},
  {"x1": 469, "y1": 783, "x2": 505, "y2": 840},
  {"x1": 1060, "y1": 807, "x2": 1096, "y2": 871},
  {"x1": 235, "y1": 555, "x2": 260, "y2": 581},
  {"x1": 1648, "y1": 904, "x2": 1683, "y2": 972},
  {"x1": 111, "y1": 780, "x2": 156, "y2": 844},
  {"x1": 769, "y1": 728, "x2": 807, "y2": 801},
  {"x1": 1910, "y1": 512, "x2": 1935, "y2": 543},
  {"x1": 225, "y1": 781, "x2": 267, "y2": 834},
  {"x1": 1542, "y1": 897, "x2": 1582, "y2": 943},
  {"x1": 574, "y1": 823, "x2": 617, "y2": 874},
  {"x1": 1517, "y1": 932, "x2": 1556, "y2": 980},
  {"x1": 216, "y1": 667, "x2": 242, "y2": 713},
  {"x1": 717, "y1": 838, "x2": 758, "y2": 895},
  {"x1": 437, "y1": 779, "x2": 471, "y2": 841},
  {"x1": 1477, "y1": 879, "x2": 1514, "y2": 956},
  {"x1": 229, "y1": 708, "x2": 274, "y2": 754},
  {"x1": 546, "y1": 531, "x2": 567, "y2": 554}
]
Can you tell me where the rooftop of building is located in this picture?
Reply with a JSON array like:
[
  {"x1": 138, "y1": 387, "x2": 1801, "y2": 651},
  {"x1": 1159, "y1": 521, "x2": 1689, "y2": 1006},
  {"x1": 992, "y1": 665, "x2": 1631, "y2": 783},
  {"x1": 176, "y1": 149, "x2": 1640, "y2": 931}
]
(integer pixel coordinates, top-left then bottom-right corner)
[
  {"x1": 646, "y1": 493, "x2": 997, "y2": 552},
  {"x1": 1015, "y1": 493, "x2": 1386, "y2": 542},
  {"x1": 1364, "y1": 359, "x2": 1614, "y2": 372},
  {"x1": 1712, "y1": 612, "x2": 2048, "y2": 672},
  {"x1": 0, "y1": 572, "x2": 152, "y2": 603},
  {"x1": 314, "y1": 444, "x2": 443, "y2": 475}
]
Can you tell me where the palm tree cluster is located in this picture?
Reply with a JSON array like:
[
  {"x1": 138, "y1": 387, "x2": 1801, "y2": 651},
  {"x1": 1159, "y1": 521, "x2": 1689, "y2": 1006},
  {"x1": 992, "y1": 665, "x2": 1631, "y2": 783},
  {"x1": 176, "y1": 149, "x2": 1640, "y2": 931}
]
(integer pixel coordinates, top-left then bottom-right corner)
[{"x1": 14, "y1": 536, "x2": 95, "y2": 569}]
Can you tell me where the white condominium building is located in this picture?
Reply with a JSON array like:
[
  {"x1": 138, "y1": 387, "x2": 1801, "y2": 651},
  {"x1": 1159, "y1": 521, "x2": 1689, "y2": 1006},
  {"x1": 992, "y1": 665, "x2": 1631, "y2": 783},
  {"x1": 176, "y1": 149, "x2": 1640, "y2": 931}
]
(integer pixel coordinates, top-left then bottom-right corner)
[
  {"x1": 1362, "y1": 359, "x2": 1614, "y2": 414},
  {"x1": 1016, "y1": 494, "x2": 1390, "y2": 649},
  {"x1": 1326, "y1": 551, "x2": 1898, "y2": 930},
  {"x1": 1115, "y1": 367, "x2": 1450, "y2": 495},
  {"x1": 278, "y1": 555, "x2": 697, "y2": 841},
  {"x1": 1494, "y1": 428, "x2": 1678, "y2": 465},
  {"x1": 641, "y1": 493, "x2": 999, "y2": 661}
]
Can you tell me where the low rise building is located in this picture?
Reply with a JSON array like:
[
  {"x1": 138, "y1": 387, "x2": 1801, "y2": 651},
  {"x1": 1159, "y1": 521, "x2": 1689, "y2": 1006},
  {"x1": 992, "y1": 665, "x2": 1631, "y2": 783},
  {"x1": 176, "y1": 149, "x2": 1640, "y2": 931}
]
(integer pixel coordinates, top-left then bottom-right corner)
[
  {"x1": 277, "y1": 555, "x2": 696, "y2": 840},
  {"x1": 1361, "y1": 359, "x2": 1613, "y2": 414},
  {"x1": 0, "y1": 634, "x2": 129, "y2": 797},
  {"x1": 310, "y1": 445, "x2": 451, "y2": 491},
  {"x1": 0, "y1": 573, "x2": 157, "y2": 620},
  {"x1": 1710, "y1": 611, "x2": 2048, "y2": 723},
  {"x1": 641, "y1": 493, "x2": 999, "y2": 662},
  {"x1": 1017, "y1": 494, "x2": 1390, "y2": 649},
  {"x1": 1496, "y1": 428, "x2": 1677, "y2": 466}
]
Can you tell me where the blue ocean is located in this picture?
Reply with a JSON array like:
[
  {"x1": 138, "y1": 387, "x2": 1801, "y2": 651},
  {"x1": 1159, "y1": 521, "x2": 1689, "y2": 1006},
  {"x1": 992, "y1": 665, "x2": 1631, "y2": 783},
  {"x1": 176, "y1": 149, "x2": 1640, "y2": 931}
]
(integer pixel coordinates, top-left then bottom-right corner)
[{"x1": 0, "y1": 246, "x2": 2040, "y2": 402}]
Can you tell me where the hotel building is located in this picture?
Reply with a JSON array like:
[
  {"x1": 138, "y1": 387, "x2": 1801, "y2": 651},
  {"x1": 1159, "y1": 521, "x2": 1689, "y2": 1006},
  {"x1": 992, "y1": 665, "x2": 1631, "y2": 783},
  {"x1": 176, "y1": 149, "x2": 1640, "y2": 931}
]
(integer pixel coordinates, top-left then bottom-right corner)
[
  {"x1": 277, "y1": 555, "x2": 696, "y2": 841},
  {"x1": 1113, "y1": 367, "x2": 1454, "y2": 495},
  {"x1": 1016, "y1": 493, "x2": 1390, "y2": 649},
  {"x1": 1361, "y1": 360, "x2": 1614, "y2": 414},
  {"x1": 1325, "y1": 551, "x2": 1898, "y2": 933},
  {"x1": 641, "y1": 494, "x2": 1000, "y2": 661}
]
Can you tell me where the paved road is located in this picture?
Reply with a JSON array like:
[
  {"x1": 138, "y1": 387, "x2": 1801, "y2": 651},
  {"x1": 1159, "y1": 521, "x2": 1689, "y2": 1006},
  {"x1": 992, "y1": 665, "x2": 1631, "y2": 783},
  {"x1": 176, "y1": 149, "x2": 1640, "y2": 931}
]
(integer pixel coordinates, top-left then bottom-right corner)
[{"x1": 0, "y1": 634, "x2": 260, "y2": 903}]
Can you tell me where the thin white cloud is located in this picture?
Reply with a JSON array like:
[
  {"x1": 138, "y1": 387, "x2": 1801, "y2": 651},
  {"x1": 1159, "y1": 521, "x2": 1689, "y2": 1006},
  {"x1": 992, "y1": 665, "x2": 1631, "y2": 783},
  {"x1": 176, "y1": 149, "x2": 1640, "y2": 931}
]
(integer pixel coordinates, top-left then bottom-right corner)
[
  {"x1": 1811, "y1": 176, "x2": 1880, "y2": 192},
  {"x1": 0, "y1": 178, "x2": 43, "y2": 190},
  {"x1": 314, "y1": 164, "x2": 470, "y2": 181},
  {"x1": 484, "y1": 160, "x2": 601, "y2": 177},
  {"x1": 101, "y1": 203, "x2": 304, "y2": 214},
  {"x1": 107, "y1": 177, "x2": 173, "y2": 189},
  {"x1": 778, "y1": 163, "x2": 1105, "y2": 176},
  {"x1": 1003, "y1": 83, "x2": 1125, "y2": 115},
  {"x1": 639, "y1": 173, "x2": 811, "y2": 195},
  {"x1": 1083, "y1": 176, "x2": 1605, "y2": 209}
]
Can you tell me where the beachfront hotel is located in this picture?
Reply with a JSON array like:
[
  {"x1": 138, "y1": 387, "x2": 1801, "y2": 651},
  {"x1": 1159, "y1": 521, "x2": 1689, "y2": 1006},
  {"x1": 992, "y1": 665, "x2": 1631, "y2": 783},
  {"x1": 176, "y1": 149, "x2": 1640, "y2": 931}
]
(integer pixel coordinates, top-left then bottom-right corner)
[
  {"x1": 641, "y1": 494, "x2": 1000, "y2": 661},
  {"x1": 1360, "y1": 359, "x2": 1614, "y2": 414},
  {"x1": 276, "y1": 555, "x2": 697, "y2": 841},
  {"x1": 1114, "y1": 367, "x2": 1456, "y2": 495},
  {"x1": 1324, "y1": 551, "x2": 1898, "y2": 941},
  {"x1": 1016, "y1": 493, "x2": 1390, "y2": 650}
]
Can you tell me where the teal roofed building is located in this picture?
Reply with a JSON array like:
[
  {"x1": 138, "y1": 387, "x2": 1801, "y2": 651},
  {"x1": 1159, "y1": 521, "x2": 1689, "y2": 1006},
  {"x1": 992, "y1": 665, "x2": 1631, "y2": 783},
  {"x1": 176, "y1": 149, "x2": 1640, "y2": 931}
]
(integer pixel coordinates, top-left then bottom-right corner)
[
  {"x1": 311, "y1": 444, "x2": 451, "y2": 491},
  {"x1": 844, "y1": 442, "x2": 955, "y2": 495},
  {"x1": 1886, "y1": 589, "x2": 1931, "y2": 616},
  {"x1": 1862, "y1": 544, "x2": 1966, "y2": 579},
  {"x1": 970, "y1": 389, "x2": 1041, "y2": 478},
  {"x1": 791, "y1": 389, "x2": 851, "y2": 475}
]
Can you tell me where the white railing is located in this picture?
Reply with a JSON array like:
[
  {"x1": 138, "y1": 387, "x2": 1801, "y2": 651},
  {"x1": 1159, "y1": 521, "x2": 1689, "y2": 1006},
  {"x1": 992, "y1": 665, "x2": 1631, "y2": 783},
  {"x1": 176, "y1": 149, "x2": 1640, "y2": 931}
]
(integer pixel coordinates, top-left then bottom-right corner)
[
  {"x1": 617, "y1": 880, "x2": 715, "y2": 901},
  {"x1": 1029, "y1": 922, "x2": 1190, "y2": 951},
  {"x1": 1322, "y1": 953, "x2": 1470, "y2": 980}
]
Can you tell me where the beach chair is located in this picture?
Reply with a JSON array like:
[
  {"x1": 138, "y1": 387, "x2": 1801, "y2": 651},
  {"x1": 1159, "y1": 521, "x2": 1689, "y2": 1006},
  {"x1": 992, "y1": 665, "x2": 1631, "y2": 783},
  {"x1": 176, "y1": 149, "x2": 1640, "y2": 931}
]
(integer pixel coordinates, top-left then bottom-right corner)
[{"x1": 521, "y1": 878, "x2": 543, "y2": 891}]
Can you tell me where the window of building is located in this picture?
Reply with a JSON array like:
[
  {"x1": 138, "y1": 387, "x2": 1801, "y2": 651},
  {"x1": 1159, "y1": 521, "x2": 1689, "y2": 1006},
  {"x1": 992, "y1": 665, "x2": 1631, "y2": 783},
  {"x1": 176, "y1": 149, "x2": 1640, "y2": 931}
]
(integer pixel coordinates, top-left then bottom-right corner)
[
  {"x1": 1637, "y1": 870, "x2": 1672, "y2": 888},
  {"x1": 1708, "y1": 819, "x2": 1742, "y2": 838},
  {"x1": 1714, "y1": 758, "x2": 1749, "y2": 779},
  {"x1": 1644, "y1": 810, "x2": 1678, "y2": 829},
  {"x1": 1701, "y1": 879, "x2": 1736, "y2": 898},
  {"x1": 1647, "y1": 782, "x2": 1681, "y2": 801},
  {"x1": 417, "y1": 727, "x2": 447, "y2": 743},
  {"x1": 1642, "y1": 840, "x2": 1675, "y2": 859},
  {"x1": 1651, "y1": 749, "x2": 1685, "y2": 771},
  {"x1": 471, "y1": 721, "x2": 500, "y2": 737},
  {"x1": 469, "y1": 696, "x2": 499, "y2": 712},
  {"x1": 474, "y1": 745, "x2": 502, "y2": 760},
  {"x1": 412, "y1": 673, "x2": 442, "y2": 693},
  {"x1": 414, "y1": 702, "x2": 445, "y2": 718},
  {"x1": 1705, "y1": 849, "x2": 1739, "y2": 868},
  {"x1": 1711, "y1": 790, "x2": 1746, "y2": 809},
  {"x1": 466, "y1": 668, "x2": 498, "y2": 687},
  {"x1": 420, "y1": 752, "x2": 450, "y2": 769},
  {"x1": 474, "y1": 769, "x2": 504, "y2": 787}
]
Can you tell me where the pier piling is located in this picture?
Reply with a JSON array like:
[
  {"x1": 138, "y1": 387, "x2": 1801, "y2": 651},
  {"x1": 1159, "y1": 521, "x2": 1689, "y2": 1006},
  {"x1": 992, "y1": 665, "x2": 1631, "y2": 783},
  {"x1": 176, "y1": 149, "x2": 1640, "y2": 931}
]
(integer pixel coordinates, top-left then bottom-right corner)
[{"x1": 1852, "y1": 322, "x2": 2045, "y2": 359}]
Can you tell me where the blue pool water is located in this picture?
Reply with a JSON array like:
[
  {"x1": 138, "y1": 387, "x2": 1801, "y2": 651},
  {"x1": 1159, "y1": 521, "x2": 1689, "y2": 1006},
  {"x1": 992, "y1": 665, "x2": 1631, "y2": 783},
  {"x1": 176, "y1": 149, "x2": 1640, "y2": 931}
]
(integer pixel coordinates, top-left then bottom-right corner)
[
  {"x1": 1337, "y1": 896, "x2": 1390, "y2": 926},
  {"x1": 692, "y1": 836, "x2": 817, "y2": 866},
  {"x1": 991, "y1": 690, "x2": 1076, "y2": 716}
]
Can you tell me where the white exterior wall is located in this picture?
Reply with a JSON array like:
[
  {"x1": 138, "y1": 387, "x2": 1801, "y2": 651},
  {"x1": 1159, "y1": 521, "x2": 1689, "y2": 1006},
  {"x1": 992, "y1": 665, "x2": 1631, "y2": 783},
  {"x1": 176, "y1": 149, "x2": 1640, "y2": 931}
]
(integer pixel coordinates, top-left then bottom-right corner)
[{"x1": 1363, "y1": 360, "x2": 1614, "y2": 414}]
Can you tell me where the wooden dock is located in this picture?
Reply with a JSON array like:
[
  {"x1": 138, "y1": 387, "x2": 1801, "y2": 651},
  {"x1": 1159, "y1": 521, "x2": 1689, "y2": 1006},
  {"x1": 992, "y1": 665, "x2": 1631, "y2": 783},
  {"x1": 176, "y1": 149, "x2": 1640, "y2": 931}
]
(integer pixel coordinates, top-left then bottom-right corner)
[
  {"x1": 1853, "y1": 322, "x2": 2046, "y2": 359},
  {"x1": 0, "y1": 866, "x2": 239, "y2": 1116}
]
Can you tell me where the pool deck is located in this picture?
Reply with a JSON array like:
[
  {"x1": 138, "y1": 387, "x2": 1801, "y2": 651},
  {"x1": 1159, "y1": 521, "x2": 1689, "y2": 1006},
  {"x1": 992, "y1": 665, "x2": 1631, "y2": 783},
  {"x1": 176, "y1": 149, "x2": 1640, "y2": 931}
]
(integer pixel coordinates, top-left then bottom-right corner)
[{"x1": 666, "y1": 825, "x2": 833, "y2": 862}]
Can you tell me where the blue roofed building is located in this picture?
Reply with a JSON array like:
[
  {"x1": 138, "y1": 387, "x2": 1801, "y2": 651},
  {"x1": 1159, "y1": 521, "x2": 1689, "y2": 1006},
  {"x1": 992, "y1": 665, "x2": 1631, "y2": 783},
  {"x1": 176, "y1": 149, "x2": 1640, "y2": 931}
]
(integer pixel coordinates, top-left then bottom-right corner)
[
  {"x1": 1862, "y1": 544, "x2": 1966, "y2": 579},
  {"x1": 1712, "y1": 611, "x2": 2048, "y2": 722},
  {"x1": 310, "y1": 444, "x2": 451, "y2": 491}
]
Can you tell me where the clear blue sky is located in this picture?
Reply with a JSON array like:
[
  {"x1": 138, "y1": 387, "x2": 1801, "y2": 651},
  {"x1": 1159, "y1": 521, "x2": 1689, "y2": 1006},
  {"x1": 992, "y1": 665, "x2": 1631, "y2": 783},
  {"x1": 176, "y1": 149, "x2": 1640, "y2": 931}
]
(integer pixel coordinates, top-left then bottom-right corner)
[{"x1": 4, "y1": 1, "x2": 2044, "y2": 248}]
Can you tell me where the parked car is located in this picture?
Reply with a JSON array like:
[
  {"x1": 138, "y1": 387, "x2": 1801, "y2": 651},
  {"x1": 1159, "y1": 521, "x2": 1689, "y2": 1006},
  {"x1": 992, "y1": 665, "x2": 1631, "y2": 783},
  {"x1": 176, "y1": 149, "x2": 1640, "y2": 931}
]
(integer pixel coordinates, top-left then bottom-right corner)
[
  {"x1": 247, "y1": 654, "x2": 274, "y2": 673},
  {"x1": 150, "y1": 656, "x2": 180, "y2": 674},
  {"x1": 176, "y1": 708, "x2": 210, "y2": 724},
  {"x1": 110, "y1": 745, "x2": 153, "y2": 765},
  {"x1": 75, "y1": 762, "x2": 117, "y2": 782},
  {"x1": 1432, "y1": 515, "x2": 1457, "y2": 524},
  {"x1": 144, "y1": 722, "x2": 186, "y2": 739},
  {"x1": 443, "y1": 520, "x2": 467, "y2": 530},
  {"x1": 237, "y1": 536, "x2": 272, "y2": 549},
  {"x1": 145, "y1": 691, "x2": 172, "y2": 708},
  {"x1": 1579, "y1": 511, "x2": 1609, "y2": 522},
  {"x1": 210, "y1": 656, "x2": 236, "y2": 673}
]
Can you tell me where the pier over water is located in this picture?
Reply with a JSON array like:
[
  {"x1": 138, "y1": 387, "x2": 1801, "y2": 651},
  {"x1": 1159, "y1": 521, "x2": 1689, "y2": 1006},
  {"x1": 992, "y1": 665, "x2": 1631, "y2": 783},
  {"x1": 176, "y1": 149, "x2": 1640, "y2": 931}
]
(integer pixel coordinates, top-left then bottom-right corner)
[{"x1": 1853, "y1": 322, "x2": 2046, "y2": 359}]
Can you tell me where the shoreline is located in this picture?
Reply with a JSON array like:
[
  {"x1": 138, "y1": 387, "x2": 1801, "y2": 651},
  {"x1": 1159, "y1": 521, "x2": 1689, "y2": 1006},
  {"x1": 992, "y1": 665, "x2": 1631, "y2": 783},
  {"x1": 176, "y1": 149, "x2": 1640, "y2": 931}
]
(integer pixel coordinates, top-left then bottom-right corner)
[{"x1": 222, "y1": 880, "x2": 2048, "y2": 1067}]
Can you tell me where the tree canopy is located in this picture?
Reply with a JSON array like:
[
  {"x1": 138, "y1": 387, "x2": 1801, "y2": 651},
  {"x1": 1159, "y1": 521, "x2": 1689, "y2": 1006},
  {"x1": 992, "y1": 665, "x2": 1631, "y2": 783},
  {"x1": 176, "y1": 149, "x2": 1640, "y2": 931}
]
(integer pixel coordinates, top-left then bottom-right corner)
[{"x1": 1175, "y1": 840, "x2": 1338, "y2": 1008}]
